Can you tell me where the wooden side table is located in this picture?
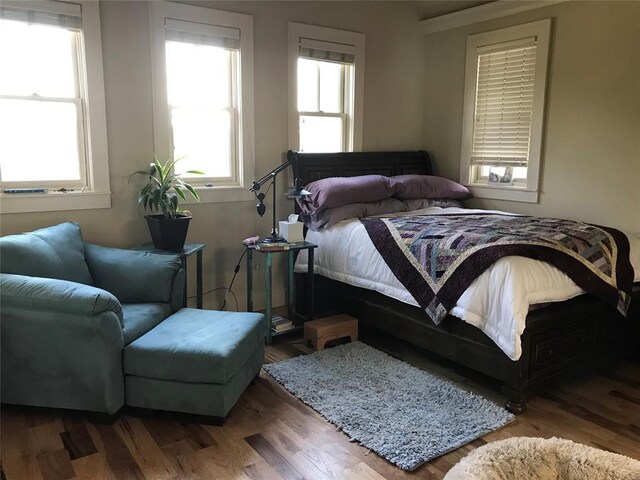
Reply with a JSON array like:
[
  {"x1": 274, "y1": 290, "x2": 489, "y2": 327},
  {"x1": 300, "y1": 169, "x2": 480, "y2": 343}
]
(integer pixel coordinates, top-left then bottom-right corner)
[
  {"x1": 134, "y1": 242, "x2": 206, "y2": 309},
  {"x1": 246, "y1": 241, "x2": 317, "y2": 343}
]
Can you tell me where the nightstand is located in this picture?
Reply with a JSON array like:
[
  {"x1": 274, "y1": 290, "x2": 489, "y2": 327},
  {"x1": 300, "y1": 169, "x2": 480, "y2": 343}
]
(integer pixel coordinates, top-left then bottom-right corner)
[
  {"x1": 245, "y1": 241, "x2": 317, "y2": 343},
  {"x1": 134, "y1": 242, "x2": 206, "y2": 309}
]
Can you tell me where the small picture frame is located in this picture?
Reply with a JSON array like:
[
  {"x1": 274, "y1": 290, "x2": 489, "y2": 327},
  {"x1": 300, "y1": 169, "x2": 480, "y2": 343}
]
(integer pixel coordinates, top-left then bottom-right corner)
[{"x1": 488, "y1": 166, "x2": 513, "y2": 186}]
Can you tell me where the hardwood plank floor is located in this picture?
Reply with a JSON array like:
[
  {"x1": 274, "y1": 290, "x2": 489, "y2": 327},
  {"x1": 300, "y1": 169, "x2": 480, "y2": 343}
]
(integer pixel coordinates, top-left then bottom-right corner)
[{"x1": 2, "y1": 333, "x2": 639, "y2": 480}]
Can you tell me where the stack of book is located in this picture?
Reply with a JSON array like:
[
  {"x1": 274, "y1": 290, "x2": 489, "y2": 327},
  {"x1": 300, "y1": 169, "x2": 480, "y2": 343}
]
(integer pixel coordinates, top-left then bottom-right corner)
[
  {"x1": 271, "y1": 316, "x2": 295, "y2": 334},
  {"x1": 255, "y1": 242, "x2": 290, "y2": 251}
]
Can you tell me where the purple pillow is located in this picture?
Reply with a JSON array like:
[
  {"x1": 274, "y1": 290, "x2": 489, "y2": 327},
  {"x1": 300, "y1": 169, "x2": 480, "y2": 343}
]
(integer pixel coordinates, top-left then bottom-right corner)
[
  {"x1": 297, "y1": 175, "x2": 400, "y2": 216},
  {"x1": 302, "y1": 198, "x2": 407, "y2": 231},
  {"x1": 392, "y1": 175, "x2": 472, "y2": 201},
  {"x1": 403, "y1": 198, "x2": 463, "y2": 211}
]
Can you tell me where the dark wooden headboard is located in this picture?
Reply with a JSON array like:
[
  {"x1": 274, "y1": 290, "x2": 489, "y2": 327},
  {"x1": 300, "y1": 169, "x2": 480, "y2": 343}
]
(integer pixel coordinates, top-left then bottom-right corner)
[{"x1": 287, "y1": 150, "x2": 433, "y2": 185}]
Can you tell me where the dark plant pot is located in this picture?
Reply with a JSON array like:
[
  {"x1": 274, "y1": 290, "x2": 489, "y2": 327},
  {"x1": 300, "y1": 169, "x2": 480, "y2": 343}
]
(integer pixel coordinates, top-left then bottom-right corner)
[{"x1": 145, "y1": 214, "x2": 191, "y2": 252}]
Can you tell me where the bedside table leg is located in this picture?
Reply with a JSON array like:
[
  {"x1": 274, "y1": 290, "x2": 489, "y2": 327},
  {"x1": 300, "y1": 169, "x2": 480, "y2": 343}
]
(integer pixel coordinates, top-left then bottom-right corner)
[
  {"x1": 265, "y1": 253, "x2": 272, "y2": 343},
  {"x1": 307, "y1": 248, "x2": 315, "y2": 321},
  {"x1": 287, "y1": 250, "x2": 295, "y2": 322},
  {"x1": 196, "y1": 250, "x2": 203, "y2": 309},
  {"x1": 182, "y1": 257, "x2": 188, "y2": 308},
  {"x1": 246, "y1": 248, "x2": 253, "y2": 312}
]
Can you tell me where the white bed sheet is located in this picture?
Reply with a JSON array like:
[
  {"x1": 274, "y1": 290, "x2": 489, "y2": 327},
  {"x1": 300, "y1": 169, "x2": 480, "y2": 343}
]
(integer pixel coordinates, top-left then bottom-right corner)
[{"x1": 295, "y1": 207, "x2": 640, "y2": 360}]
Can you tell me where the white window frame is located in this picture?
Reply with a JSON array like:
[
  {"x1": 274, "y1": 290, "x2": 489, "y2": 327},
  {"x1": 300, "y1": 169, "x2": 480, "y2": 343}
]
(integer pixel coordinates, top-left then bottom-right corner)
[
  {"x1": 150, "y1": 1, "x2": 254, "y2": 204},
  {"x1": 460, "y1": 19, "x2": 551, "y2": 203},
  {"x1": 288, "y1": 22, "x2": 364, "y2": 152},
  {"x1": 0, "y1": 0, "x2": 110, "y2": 214},
  {"x1": 298, "y1": 58, "x2": 350, "y2": 152}
]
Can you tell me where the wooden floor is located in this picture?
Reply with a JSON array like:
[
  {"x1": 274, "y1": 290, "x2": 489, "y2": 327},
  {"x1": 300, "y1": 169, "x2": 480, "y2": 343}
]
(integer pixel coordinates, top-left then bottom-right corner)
[{"x1": 2, "y1": 333, "x2": 639, "y2": 480}]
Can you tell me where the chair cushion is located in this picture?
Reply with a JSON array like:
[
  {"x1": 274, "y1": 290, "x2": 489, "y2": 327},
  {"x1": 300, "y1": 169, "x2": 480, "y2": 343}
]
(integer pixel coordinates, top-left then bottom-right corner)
[
  {"x1": 123, "y1": 308, "x2": 265, "y2": 384},
  {"x1": 0, "y1": 222, "x2": 93, "y2": 285},
  {"x1": 122, "y1": 303, "x2": 172, "y2": 345}
]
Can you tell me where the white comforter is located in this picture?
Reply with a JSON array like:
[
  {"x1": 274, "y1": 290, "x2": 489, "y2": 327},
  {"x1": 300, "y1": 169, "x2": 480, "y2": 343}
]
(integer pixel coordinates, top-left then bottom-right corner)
[{"x1": 295, "y1": 207, "x2": 640, "y2": 360}]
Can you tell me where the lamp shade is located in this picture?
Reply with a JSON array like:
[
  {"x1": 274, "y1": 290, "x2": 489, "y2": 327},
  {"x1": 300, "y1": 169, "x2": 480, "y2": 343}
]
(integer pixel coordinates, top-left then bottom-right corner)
[{"x1": 286, "y1": 185, "x2": 311, "y2": 197}]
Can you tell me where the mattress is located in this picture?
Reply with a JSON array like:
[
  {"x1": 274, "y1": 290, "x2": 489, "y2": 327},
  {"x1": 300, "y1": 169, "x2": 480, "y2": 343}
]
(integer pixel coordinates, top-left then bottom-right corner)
[{"x1": 295, "y1": 207, "x2": 640, "y2": 360}]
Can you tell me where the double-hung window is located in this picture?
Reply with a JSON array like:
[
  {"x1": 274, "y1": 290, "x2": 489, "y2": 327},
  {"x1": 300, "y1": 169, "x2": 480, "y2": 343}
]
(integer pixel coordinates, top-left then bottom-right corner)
[
  {"x1": 150, "y1": 2, "x2": 254, "y2": 203},
  {"x1": 460, "y1": 19, "x2": 551, "y2": 203},
  {"x1": 0, "y1": 1, "x2": 110, "y2": 213},
  {"x1": 289, "y1": 23, "x2": 364, "y2": 153}
]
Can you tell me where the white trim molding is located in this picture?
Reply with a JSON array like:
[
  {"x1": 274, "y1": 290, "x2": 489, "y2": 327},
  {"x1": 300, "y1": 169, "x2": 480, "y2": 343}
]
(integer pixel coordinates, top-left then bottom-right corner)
[
  {"x1": 0, "y1": 191, "x2": 111, "y2": 214},
  {"x1": 459, "y1": 19, "x2": 551, "y2": 204},
  {"x1": 420, "y1": 0, "x2": 567, "y2": 34},
  {"x1": 288, "y1": 22, "x2": 365, "y2": 153},
  {"x1": 149, "y1": 1, "x2": 255, "y2": 203},
  {"x1": 0, "y1": 0, "x2": 111, "y2": 213}
]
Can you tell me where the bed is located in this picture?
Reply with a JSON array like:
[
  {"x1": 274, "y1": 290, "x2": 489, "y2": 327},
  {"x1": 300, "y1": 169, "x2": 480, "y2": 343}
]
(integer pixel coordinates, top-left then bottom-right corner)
[{"x1": 290, "y1": 149, "x2": 640, "y2": 413}]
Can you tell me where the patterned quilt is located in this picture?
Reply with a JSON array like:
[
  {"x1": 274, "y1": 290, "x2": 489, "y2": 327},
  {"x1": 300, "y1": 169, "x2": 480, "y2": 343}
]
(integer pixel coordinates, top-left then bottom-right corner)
[{"x1": 361, "y1": 213, "x2": 634, "y2": 325}]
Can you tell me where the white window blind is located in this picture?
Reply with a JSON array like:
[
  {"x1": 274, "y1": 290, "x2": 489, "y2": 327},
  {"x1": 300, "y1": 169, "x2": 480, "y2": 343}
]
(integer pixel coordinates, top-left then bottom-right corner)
[
  {"x1": 165, "y1": 18, "x2": 240, "y2": 49},
  {"x1": 0, "y1": 1, "x2": 82, "y2": 29},
  {"x1": 470, "y1": 37, "x2": 537, "y2": 167},
  {"x1": 299, "y1": 37, "x2": 355, "y2": 65}
]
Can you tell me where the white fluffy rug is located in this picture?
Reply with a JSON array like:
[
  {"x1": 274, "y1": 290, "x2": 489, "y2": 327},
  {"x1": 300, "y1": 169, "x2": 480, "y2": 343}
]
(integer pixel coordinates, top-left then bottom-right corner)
[{"x1": 444, "y1": 436, "x2": 640, "y2": 480}]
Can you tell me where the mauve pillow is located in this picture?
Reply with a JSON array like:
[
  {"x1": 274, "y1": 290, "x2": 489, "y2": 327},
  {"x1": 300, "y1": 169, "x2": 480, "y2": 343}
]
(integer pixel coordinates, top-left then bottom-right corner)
[
  {"x1": 403, "y1": 198, "x2": 463, "y2": 211},
  {"x1": 302, "y1": 198, "x2": 407, "y2": 231},
  {"x1": 297, "y1": 175, "x2": 400, "y2": 215},
  {"x1": 392, "y1": 175, "x2": 472, "y2": 201}
]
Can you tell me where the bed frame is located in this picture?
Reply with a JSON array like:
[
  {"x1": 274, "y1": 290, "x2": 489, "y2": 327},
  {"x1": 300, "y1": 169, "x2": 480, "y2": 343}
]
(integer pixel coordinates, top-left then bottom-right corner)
[{"x1": 289, "y1": 149, "x2": 639, "y2": 413}]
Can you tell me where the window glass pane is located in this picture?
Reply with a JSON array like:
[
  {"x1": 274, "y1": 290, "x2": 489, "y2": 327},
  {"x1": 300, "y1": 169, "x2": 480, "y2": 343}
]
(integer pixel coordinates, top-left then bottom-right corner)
[
  {"x1": 0, "y1": 20, "x2": 77, "y2": 98},
  {"x1": 513, "y1": 167, "x2": 527, "y2": 179},
  {"x1": 297, "y1": 58, "x2": 318, "y2": 112},
  {"x1": 319, "y1": 61, "x2": 342, "y2": 113},
  {"x1": 0, "y1": 99, "x2": 81, "y2": 182},
  {"x1": 299, "y1": 115, "x2": 343, "y2": 153},
  {"x1": 166, "y1": 41, "x2": 231, "y2": 108},
  {"x1": 171, "y1": 107, "x2": 231, "y2": 178},
  {"x1": 478, "y1": 166, "x2": 527, "y2": 182}
]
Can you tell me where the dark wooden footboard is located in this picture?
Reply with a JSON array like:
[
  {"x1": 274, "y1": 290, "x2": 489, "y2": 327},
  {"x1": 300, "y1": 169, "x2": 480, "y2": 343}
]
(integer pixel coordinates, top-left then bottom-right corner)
[{"x1": 298, "y1": 273, "x2": 639, "y2": 413}]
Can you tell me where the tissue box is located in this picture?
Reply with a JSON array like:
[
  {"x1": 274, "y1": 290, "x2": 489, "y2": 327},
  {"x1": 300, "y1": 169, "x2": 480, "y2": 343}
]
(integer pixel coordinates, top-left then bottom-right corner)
[{"x1": 278, "y1": 220, "x2": 304, "y2": 242}]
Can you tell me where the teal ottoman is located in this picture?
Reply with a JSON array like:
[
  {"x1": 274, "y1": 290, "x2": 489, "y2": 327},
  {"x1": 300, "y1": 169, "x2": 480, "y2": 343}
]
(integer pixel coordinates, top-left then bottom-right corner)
[{"x1": 123, "y1": 308, "x2": 265, "y2": 422}]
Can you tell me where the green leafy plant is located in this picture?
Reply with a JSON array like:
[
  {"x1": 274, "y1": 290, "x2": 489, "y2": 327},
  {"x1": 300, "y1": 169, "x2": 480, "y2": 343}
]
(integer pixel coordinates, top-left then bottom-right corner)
[{"x1": 130, "y1": 155, "x2": 203, "y2": 219}]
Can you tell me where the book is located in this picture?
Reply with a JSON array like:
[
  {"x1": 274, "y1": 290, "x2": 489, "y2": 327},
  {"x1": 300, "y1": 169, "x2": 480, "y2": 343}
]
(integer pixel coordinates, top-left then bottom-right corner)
[
  {"x1": 271, "y1": 316, "x2": 290, "y2": 326},
  {"x1": 255, "y1": 241, "x2": 308, "y2": 252},
  {"x1": 255, "y1": 242, "x2": 290, "y2": 251},
  {"x1": 3, "y1": 188, "x2": 48, "y2": 194},
  {"x1": 273, "y1": 323, "x2": 296, "y2": 333},
  {"x1": 271, "y1": 316, "x2": 295, "y2": 333}
]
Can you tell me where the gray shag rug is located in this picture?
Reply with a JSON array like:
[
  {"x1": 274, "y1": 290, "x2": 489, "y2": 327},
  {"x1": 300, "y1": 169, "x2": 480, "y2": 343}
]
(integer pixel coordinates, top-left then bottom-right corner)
[{"x1": 263, "y1": 341, "x2": 514, "y2": 471}]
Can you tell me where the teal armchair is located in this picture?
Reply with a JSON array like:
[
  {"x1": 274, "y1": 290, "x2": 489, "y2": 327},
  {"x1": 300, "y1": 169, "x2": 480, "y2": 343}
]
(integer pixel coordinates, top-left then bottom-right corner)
[{"x1": 0, "y1": 222, "x2": 184, "y2": 414}]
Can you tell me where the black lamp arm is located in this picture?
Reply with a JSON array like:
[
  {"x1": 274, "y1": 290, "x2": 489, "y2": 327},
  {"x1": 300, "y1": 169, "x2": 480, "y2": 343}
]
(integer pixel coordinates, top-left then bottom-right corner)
[{"x1": 250, "y1": 158, "x2": 294, "y2": 192}]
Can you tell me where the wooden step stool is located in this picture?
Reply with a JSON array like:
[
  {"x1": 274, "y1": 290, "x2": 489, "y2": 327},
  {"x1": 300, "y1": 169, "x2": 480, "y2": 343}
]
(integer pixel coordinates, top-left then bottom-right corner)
[{"x1": 303, "y1": 314, "x2": 358, "y2": 351}]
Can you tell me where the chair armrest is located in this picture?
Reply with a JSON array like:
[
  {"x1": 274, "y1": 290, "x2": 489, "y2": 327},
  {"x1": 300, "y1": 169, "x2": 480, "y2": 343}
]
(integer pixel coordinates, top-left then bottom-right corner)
[
  {"x1": 0, "y1": 273, "x2": 123, "y2": 326},
  {"x1": 84, "y1": 244, "x2": 183, "y2": 306},
  {"x1": 1, "y1": 273, "x2": 125, "y2": 413}
]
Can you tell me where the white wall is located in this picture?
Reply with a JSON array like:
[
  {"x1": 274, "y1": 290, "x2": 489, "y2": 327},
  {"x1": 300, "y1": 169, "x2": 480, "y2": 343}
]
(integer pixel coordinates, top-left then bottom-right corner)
[
  {"x1": 0, "y1": 1, "x2": 426, "y2": 308},
  {"x1": 422, "y1": 1, "x2": 640, "y2": 233}
]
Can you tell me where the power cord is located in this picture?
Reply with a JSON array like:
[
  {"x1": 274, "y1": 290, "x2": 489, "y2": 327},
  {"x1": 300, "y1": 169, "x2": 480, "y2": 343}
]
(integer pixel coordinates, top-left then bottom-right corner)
[
  {"x1": 220, "y1": 249, "x2": 246, "y2": 310},
  {"x1": 186, "y1": 249, "x2": 246, "y2": 311}
]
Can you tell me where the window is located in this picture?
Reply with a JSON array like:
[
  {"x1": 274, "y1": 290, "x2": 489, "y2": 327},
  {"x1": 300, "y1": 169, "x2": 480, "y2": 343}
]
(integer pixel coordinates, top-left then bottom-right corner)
[
  {"x1": 288, "y1": 23, "x2": 364, "y2": 153},
  {"x1": 460, "y1": 19, "x2": 551, "y2": 203},
  {"x1": 150, "y1": 2, "x2": 254, "y2": 203},
  {"x1": 0, "y1": 1, "x2": 110, "y2": 213}
]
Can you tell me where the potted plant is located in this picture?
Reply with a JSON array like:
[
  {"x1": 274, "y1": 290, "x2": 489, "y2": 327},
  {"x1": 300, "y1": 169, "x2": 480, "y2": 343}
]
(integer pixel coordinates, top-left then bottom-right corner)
[{"x1": 130, "y1": 156, "x2": 203, "y2": 251}]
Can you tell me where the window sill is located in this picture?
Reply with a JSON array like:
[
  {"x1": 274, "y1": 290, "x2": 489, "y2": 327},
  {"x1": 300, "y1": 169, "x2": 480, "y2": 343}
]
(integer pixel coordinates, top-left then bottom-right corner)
[
  {"x1": 466, "y1": 184, "x2": 539, "y2": 203},
  {"x1": 0, "y1": 191, "x2": 111, "y2": 214},
  {"x1": 181, "y1": 185, "x2": 254, "y2": 204}
]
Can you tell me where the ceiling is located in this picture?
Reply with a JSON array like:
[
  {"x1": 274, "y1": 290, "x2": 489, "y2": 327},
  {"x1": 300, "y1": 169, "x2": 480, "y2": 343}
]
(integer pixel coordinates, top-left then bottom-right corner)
[{"x1": 415, "y1": 0, "x2": 494, "y2": 20}]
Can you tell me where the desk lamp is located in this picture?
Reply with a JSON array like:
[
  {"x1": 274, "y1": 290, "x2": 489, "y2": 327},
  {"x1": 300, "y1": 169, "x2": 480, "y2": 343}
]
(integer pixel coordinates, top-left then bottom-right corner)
[{"x1": 250, "y1": 157, "x2": 311, "y2": 243}]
